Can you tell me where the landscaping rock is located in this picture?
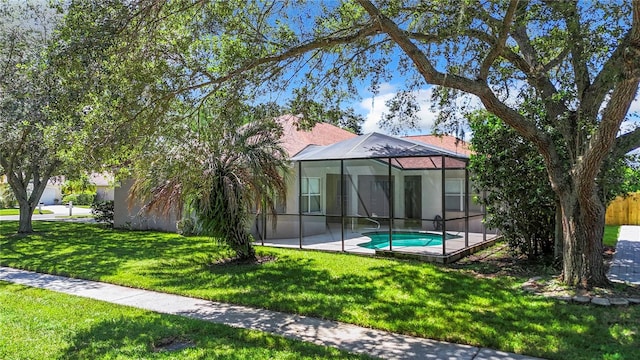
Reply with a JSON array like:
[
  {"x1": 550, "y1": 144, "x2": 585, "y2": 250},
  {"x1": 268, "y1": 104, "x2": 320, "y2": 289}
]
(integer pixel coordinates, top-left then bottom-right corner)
[
  {"x1": 626, "y1": 298, "x2": 640, "y2": 305},
  {"x1": 609, "y1": 298, "x2": 629, "y2": 306},
  {"x1": 522, "y1": 285, "x2": 537, "y2": 293},
  {"x1": 572, "y1": 295, "x2": 591, "y2": 304},
  {"x1": 529, "y1": 276, "x2": 544, "y2": 282},
  {"x1": 591, "y1": 297, "x2": 611, "y2": 306}
]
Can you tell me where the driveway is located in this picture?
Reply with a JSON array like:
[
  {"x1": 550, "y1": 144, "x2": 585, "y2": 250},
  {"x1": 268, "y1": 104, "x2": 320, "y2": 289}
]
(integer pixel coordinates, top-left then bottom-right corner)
[
  {"x1": 608, "y1": 225, "x2": 640, "y2": 285},
  {"x1": 0, "y1": 204, "x2": 93, "y2": 222}
]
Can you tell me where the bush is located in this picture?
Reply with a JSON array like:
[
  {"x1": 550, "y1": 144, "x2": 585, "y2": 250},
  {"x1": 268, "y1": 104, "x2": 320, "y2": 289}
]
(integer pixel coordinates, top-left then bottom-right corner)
[
  {"x1": 177, "y1": 217, "x2": 200, "y2": 236},
  {"x1": 0, "y1": 183, "x2": 17, "y2": 208},
  {"x1": 62, "y1": 192, "x2": 95, "y2": 206},
  {"x1": 91, "y1": 200, "x2": 114, "y2": 227}
]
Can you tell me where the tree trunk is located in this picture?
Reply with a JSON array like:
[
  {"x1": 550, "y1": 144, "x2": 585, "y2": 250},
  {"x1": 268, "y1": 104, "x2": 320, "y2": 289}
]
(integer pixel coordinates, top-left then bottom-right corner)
[
  {"x1": 17, "y1": 198, "x2": 36, "y2": 233},
  {"x1": 5, "y1": 172, "x2": 50, "y2": 234},
  {"x1": 558, "y1": 188, "x2": 608, "y2": 288},
  {"x1": 554, "y1": 200, "x2": 563, "y2": 260}
]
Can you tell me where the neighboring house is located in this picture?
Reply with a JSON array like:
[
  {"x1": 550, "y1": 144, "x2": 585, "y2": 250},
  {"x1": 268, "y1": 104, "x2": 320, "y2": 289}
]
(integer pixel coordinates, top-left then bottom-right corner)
[
  {"x1": 89, "y1": 173, "x2": 115, "y2": 202},
  {"x1": 114, "y1": 115, "x2": 497, "y2": 261},
  {"x1": 38, "y1": 180, "x2": 64, "y2": 205},
  {"x1": 38, "y1": 173, "x2": 114, "y2": 205},
  {"x1": 1, "y1": 174, "x2": 61, "y2": 205}
]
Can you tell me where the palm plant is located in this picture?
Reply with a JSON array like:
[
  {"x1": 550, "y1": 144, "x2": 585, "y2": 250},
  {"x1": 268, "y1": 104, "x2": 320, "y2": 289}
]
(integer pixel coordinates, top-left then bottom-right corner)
[{"x1": 130, "y1": 105, "x2": 289, "y2": 260}]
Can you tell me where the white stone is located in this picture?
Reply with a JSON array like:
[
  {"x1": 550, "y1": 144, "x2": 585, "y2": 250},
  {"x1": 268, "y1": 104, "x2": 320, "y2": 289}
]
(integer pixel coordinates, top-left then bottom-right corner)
[
  {"x1": 572, "y1": 295, "x2": 591, "y2": 303},
  {"x1": 591, "y1": 297, "x2": 611, "y2": 306},
  {"x1": 609, "y1": 298, "x2": 629, "y2": 306}
]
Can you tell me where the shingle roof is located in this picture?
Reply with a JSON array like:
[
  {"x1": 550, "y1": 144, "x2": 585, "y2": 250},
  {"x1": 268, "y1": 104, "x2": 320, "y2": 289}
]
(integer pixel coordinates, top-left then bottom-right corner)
[
  {"x1": 403, "y1": 135, "x2": 471, "y2": 157},
  {"x1": 276, "y1": 115, "x2": 358, "y2": 157},
  {"x1": 291, "y1": 132, "x2": 469, "y2": 161}
]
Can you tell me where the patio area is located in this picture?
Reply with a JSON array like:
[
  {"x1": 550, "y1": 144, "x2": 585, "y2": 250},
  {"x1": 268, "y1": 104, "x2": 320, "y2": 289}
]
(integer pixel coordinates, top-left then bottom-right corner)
[
  {"x1": 256, "y1": 222, "x2": 500, "y2": 263},
  {"x1": 253, "y1": 132, "x2": 500, "y2": 263}
]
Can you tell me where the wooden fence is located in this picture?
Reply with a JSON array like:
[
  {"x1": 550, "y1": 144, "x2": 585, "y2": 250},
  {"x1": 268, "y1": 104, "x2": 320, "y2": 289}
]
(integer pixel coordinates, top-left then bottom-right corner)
[{"x1": 606, "y1": 192, "x2": 640, "y2": 225}]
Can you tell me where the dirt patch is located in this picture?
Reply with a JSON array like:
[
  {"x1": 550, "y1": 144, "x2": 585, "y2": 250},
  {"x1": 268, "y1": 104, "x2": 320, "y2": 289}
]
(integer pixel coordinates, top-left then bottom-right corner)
[
  {"x1": 210, "y1": 255, "x2": 277, "y2": 267},
  {"x1": 453, "y1": 242, "x2": 640, "y2": 299},
  {"x1": 153, "y1": 336, "x2": 195, "y2": 352}
]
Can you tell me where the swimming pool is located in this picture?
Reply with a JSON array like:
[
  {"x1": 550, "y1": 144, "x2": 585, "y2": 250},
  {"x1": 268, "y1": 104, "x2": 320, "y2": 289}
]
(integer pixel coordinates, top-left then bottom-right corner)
[{"x1": 358, "y1": 231, "x2": 460, "y2": 249}]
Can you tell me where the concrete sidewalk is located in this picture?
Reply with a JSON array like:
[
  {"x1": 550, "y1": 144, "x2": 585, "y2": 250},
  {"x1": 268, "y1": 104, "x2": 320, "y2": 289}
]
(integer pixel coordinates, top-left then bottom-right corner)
[
  {"x1": 608, "y1": 225, "x2": 640, "y2": 284},
  {"x1": 0, "y1": 266, "x2": 541, "y2": 360}
]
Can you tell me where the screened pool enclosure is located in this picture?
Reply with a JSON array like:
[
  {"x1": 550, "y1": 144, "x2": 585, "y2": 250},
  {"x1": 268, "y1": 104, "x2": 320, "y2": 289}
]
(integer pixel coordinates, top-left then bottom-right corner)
[{"x1": 253, "y1": 133, "x2": 499, "y2": 262}]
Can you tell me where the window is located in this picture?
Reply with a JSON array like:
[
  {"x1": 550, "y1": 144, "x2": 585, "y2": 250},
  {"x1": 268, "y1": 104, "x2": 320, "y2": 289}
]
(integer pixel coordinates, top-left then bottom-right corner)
[
  {"x1": 301, "y1": 177, "x2": 321, "y2": 213},
  {"x1": 445, "y1": 179, "x2": 464, "y2": 211}
]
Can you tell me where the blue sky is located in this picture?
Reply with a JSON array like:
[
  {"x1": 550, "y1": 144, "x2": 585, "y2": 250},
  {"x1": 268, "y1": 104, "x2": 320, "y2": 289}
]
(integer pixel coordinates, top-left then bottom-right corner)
[{"x1": 353, "y1": 81, "x2": 640, "y2": 139}]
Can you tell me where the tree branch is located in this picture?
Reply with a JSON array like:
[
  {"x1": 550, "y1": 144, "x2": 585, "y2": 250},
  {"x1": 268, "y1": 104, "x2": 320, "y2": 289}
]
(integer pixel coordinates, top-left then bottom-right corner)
[
  {"x1": 172, "y1": 22, "x2": 382, "y2": 95},
  {"x1": 612, "y1": 127, "x2": 640, "y2": 159},
  {"x1": 355, "y1": 0, "x2": 567, "y2": 185},
  {"x1": 559, "y1": 1, "x2": 590, "y2": 97},
  {"x1": 479, "y1": 0, "x2": 520, "y2": 80},
  {"x1": 578, "y1": 1, "x2": 640, "y2": 196},
  {"x1": 510, "y1": 26, "x2": 570, "y2": 122}
]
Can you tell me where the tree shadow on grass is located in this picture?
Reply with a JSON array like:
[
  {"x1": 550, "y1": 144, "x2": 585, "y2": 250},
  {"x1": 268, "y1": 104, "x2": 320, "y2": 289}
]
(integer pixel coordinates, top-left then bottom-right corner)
[
  {"x1": 61, "y1": 312, "x2": 369, "y2": 360},
  {"x1": 0, "y1": 221, "x2": 216, "y2": 279},
  {"x1": 147, "y1": 253, "x2": 380, "y2": 321},
  {"x1": 147, "y1": 252, "x2": 640, "y2": 360},
  {"x1": 361, "y1": 263, "x2": 640, "y2": 360}
]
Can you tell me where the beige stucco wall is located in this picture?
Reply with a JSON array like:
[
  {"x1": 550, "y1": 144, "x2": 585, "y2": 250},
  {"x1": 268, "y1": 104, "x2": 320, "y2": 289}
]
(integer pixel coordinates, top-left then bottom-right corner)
[{"x1": 113, "y1": 179, "x2": 179, "y2": 232}]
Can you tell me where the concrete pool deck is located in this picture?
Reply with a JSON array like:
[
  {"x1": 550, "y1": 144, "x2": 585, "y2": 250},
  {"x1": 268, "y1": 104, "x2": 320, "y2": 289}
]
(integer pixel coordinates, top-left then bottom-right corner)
[{"x1": 256, "y1": 227, "x2": 500, "y2": 263}]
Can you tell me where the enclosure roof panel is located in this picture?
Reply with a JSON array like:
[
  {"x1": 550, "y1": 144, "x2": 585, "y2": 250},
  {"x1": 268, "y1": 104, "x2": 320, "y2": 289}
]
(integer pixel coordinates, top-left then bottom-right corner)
[{"x1": 291, "y1": 132, "x2": 469, "y2": 161}]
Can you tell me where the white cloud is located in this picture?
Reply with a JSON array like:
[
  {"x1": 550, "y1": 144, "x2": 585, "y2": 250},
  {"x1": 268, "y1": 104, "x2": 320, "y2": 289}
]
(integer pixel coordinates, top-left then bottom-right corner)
[
  {"x1": 356, "y1": 83, "x2": 481, "y2": 136},
  {"x1": 357, "y1": 85, "x2": 439, "y2": 135}
]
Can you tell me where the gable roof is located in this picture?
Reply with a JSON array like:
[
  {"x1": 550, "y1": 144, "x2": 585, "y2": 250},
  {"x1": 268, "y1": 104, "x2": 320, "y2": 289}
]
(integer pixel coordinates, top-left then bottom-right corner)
[
  {"x1": 276, "y1": 114, "x2": 358, "y2": 157},
  {"x1": 403, "y1": 135, "x2": 471, "y2": 157},
  {"x1": 291, "y1": 132, "x2": 469, "y2": 161}
]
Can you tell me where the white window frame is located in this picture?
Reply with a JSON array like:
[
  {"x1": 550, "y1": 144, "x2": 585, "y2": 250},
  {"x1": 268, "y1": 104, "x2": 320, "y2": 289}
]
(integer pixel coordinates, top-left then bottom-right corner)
[
  {"x1": 445, "y1": 178, "x2": 465, "y2": 212},
  {"x1": 301, "y1": 177, "x2": 322, "y2": 214}
]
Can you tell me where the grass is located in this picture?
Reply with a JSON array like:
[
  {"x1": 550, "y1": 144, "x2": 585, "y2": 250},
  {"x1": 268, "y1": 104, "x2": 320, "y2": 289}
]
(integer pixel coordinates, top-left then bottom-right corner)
[
  {"x1": 1, "y1": 221, "x2": 639, "y2": 360},
  {"x1": 0, "y1": 281, "x2": 366, "y2": 360},
  {"x1": 603, "y1": 225, "x2": 621, "y2": 247},
  {"x1": 0, "y1": 209, "x2": 53, "y2": 215}
]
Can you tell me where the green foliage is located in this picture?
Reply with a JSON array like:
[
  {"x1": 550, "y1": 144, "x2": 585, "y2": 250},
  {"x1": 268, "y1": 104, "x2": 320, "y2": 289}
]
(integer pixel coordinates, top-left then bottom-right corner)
[
  {"x1": 61, "y1": 175, "x2": 96, "y2": 196},
  {"x1": 622, "y1": 159, "x2": 640, "y2": 194},
  {"x1": 61, "y1": 192, "x2": 95, "y2": 206},
  {"x1": 469, "y1": 112, "x2": 556, "y2": 259},
  {"x1": 0, "y1": 1, "x2": 172, "y2": 232},
  {"x1": 0, "y1": 183, "x2": 16, "y2": 208},
  {"x1": 603, "y1": 225, "x2": 620, "y2": 248},
  {"x1": 91, "y1": 200, "x2": 114, "y2": 227},
  {"x1": 1, "y1": 221, "x2": 639, "y2": 360},
  {"x1": 129, "y1": 99, "x2": 290, "y2": 260}
]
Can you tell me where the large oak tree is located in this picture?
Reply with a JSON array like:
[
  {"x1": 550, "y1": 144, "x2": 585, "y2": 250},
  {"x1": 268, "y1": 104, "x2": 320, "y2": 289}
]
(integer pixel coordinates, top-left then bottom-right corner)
[{"x1": 81, "y1": 0, "x2": 640, "y2": 287}]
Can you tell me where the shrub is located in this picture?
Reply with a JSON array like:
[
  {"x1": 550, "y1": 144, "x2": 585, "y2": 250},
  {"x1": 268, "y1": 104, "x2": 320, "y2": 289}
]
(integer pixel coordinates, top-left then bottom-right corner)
[
  {"x1": 91, "y1": 200, "x2": 114, "y2": 227},
  {"x1": 0, "y1": 183, "x2": 17, "y2": 208},
  {"x1": 62, "y1": 192, "x2": 95, "y2": 206}
]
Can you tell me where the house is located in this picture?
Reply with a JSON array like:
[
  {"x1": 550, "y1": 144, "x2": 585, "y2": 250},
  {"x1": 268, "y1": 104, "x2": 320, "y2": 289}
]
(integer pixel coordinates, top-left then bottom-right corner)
[
  {"x1": 1, "y1": 172, "x2": 114, "y2": 205},
  {"x1": 113, "y1": 115, "x2": 357, "y2": 232},
  {"x1": 89, "y1": 173, "x2": 115, "y2": 202},
  {"x1": 114, "y1": 115, "x2": 498, "y2": 262}
]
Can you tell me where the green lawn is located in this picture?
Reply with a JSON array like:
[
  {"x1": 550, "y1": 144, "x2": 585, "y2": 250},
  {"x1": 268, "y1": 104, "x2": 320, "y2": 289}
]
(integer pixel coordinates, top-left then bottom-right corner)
[
  {"x1": 0, "y1": 281, "x2": 366, "y2": 360},
  {"x1": 0, "y1": 208, "x2": 53, "y2": 215},
  {"x1": 1, "y1": 221, "x2": 638, "y2": 360},
  {"x1": 603, "y1": 225, "x2": 621, "y2": 247}
]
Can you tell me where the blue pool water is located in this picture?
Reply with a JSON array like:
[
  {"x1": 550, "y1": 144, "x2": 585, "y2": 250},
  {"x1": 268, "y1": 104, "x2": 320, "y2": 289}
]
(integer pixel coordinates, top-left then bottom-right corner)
[{"x1": 358, "y1": 231, "x2": 459, "y2": 249}]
